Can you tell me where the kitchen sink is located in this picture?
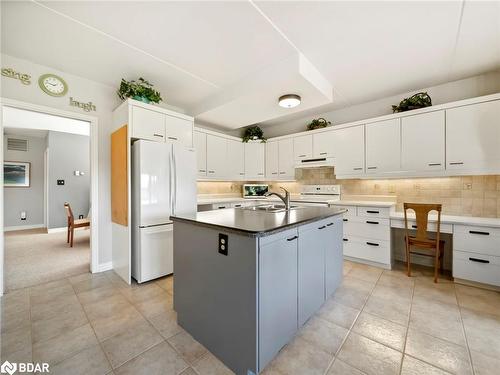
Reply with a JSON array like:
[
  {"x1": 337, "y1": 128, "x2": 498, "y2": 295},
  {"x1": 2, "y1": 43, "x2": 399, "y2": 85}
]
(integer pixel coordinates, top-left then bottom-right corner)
[{"x1": 238, "y1": 204, "x2": 302, "y2": 213}]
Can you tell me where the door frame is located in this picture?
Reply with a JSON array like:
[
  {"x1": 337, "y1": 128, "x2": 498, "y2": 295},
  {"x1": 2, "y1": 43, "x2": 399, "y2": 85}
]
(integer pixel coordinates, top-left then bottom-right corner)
[{"x1": 0, "y1": 97, "x2": 99, "y2": 295}]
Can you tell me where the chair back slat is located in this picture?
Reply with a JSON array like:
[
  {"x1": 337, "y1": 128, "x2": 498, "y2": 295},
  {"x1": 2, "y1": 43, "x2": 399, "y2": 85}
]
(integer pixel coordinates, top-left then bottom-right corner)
[
  {"x1": 64, "y1": 202, "x2": 74, "y2": 224},
  {"x1": 403, "y1": 203, "x2": 442, "y2": 241}
]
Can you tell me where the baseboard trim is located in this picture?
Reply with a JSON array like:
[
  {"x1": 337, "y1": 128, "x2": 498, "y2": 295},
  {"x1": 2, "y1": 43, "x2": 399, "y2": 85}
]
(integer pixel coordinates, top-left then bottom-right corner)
[
  {"x1": 4, "y1": 224, "x2": 45, "y2": 232},
  {"x1": 96, "y1": 262, "x2": 113, "y2": 272}
]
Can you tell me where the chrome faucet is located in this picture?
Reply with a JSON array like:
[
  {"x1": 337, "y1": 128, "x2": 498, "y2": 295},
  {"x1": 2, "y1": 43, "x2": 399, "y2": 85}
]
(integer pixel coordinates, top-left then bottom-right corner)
[{"x1": 265, "y1": 187, "x2": 291, "y2": 210}]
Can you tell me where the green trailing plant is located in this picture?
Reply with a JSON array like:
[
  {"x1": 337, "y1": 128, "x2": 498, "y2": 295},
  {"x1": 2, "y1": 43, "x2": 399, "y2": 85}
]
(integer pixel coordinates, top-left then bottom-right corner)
[
  {"x1": 242, "y1": 126, "x2": 266, "y2": 143},
  {"x1": 117, "y1": 77, "x2": 163, "y2": 104},
  {"x1": 307, "y1": 117, "x2": 331, "y2": 131},
  {"x1": 392, "y1": 92, "x2": 432, "y2": 113}
]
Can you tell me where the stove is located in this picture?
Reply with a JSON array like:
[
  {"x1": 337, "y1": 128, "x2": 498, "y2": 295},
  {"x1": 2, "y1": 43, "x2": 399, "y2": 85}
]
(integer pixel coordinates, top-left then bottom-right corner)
[{"x1": 291, "y1": 185, "x2": 341, "y2": 206}]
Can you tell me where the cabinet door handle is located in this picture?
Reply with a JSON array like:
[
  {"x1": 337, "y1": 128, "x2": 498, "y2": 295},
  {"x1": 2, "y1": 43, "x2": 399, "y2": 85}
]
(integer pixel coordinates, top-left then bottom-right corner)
[
  {"x1": 366, "y1": 221, "x2": 379, "y2": 225},
  {"x1": 428, "y1": 163, "x2": 441, "y2": 166},
  {"x1": 279, "y1": 172, "x2": 286, "y2": 174},
  {"x1": 343, "y1": 218, "x2": 348, "y2": 222},
  {"x1": 326, "y1": 223, "x2": 334, "y2": 226},
  {"x1": 469, "y1": 230, "x2": 490, "y2": 236},
  {"x1": 318, "y1": 225, "x2": 326, "y2": 230},
  {"x1": 319, "y1": 152, "x2": 327, "y2": 155},
  {"x1": 167, "y1": 136, "x2": 178, "y2": 140},
  {"x1": 153, "y1": 133, "x2": 164, "y2": 138},
  {"x1": 298, "y1": 154, "x2": 307, "y2": 158},
  {"x1": 208, "y1": 170, "x2": 215, "y2": 174},
  {"x1": 239, "y1": 173, "x2": 245, "y2": 175},
  {"x1": 366, "y1": 242, "x2": 379, "y2": 246},
  {"x1": 449, "y1": 162, "x2": 464, "y2": 165},
  {"x1": 271, "y1": 172, "x2": 278, "y2": 175},
  {"x1": 469, "y1": 257, "x2": 490, "y2": 264},
  {"x1": 367, "y1": 166, "x2": 377, "y2": 170},
  {"x1": 258, "y1": 173, "x2": 264, "y2": 176},
  {"x1": 199, "y1": 169, "x2": 206, "y2": 172},
  {"x1": 343, "y1": 238, "x2": 348, "y2": 242},
  {"x1": 412, "y1": 225, "x2": 418, "y2": 229},
  {"x1": 353, "y1": 167, "x2": 363, "y2": 171},
  {"x1": 367, "y1": 210, "x2": 379, "y2": 214},
  {"x1": 287, "y1": 235, "x2": 298, "y2": 241},
  {"x1": 218, "y1": 206, "x2": 226, "y2": 209},
  {"x1": 234, "y1": 204, "x2": 242, "y2": 207}
]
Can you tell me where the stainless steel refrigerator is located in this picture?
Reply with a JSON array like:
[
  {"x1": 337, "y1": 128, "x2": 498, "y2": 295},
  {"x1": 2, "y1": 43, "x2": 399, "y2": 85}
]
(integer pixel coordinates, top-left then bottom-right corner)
[{"x1": 131, "y1": 139, "x2": 197, "y2": 283}]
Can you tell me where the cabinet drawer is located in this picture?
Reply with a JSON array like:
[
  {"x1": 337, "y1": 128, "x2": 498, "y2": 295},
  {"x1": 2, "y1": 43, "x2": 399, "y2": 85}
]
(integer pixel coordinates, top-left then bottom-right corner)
[
  {"x1": 342, "y1": 236, "x2": 390, "y2": 265},
  {"x1": 454, "y1": 225, "x2": 500, "y2": 256},
  {"x1": 453, "y1": 250, "x2": 500, "y2": 287},
  {"x1": 343, "y1": 217, "x2": 390, "y2": 241},
  {"x1": 331, "y1": 205, "x2": 356, "y2": 217},
  {"x1": 357, "y1": 206, "x2": 390, "y2": 218}
]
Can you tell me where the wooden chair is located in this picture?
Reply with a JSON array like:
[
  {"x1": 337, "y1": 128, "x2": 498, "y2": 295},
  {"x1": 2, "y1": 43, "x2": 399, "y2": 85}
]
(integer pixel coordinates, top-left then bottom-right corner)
[
  {"x1": 404, "y1": 203, "x2": 445, "y2": 283},
  {"x1": 64, "y1": 203, "x2": 90, "y2": 247}
]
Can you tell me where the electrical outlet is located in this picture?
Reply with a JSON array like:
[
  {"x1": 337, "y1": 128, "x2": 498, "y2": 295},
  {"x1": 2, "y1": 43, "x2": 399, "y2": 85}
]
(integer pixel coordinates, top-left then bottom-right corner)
[
  {"x1": 20, "y1": 211, "x2": 26, "y2": 221},
  {"x1": 218, "y1": 233, "x2": 228, "y2": 256},
  {"x1": 57, "y1": 179, "x2": 65, "y2": 185}
]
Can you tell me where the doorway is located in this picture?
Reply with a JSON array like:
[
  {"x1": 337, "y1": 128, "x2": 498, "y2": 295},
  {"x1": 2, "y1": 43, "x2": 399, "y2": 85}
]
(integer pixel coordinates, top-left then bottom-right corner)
[{"x1": 0, "y1": 99, "x2": 99, "y2": 295}]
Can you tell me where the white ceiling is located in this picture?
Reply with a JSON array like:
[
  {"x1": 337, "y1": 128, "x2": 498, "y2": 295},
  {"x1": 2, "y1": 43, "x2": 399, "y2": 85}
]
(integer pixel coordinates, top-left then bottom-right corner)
[{"x1": 2, "y1": 1, "x2": 499, "y2": 130}]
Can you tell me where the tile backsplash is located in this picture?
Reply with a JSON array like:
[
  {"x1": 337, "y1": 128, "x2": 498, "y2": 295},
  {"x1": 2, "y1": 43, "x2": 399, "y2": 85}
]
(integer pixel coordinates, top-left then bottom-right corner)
[{"x1": 197, "y1": 168, "x2": 500, "y2": 218}]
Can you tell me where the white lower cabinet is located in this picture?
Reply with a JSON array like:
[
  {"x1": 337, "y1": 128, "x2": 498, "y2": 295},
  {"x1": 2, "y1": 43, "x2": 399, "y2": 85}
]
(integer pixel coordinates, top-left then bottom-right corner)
[
  {"x1": 453, "y1": 224, "x2": 500, "y2": 286},
  {"x1": 333, "y1": 205, "x2": 392, "y2": 268}
]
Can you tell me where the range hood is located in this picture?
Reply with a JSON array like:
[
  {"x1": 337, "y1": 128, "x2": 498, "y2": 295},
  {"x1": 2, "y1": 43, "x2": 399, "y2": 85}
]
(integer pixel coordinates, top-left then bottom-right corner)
[{"x1": 295, "y1": 157, "x2": 335, "y2": 169}]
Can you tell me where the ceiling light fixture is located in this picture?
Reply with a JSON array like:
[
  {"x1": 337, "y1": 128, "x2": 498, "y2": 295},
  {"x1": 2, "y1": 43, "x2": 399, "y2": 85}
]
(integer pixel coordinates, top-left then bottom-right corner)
[{"x1": 278, "y1": 94, "x2": 301, "y2": 108}]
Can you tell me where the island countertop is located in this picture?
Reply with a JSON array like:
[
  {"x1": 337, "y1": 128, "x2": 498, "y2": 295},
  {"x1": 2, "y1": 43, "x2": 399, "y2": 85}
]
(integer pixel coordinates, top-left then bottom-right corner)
[{"x1": 170, "y1": 206, "x2": 346, "y2": 237}]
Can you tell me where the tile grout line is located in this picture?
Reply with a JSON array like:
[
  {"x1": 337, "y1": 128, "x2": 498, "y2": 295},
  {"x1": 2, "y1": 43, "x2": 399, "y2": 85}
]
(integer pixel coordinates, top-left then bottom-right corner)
[
  {"x1": 322, "y1": 268, "x2": 383, "y2": 375},
  {"x1": 454, "y1": 286, "x2": 476, "y2": 375},
  {"x1": 397, "y1": 274, "x2": 415, "y2": 375}
]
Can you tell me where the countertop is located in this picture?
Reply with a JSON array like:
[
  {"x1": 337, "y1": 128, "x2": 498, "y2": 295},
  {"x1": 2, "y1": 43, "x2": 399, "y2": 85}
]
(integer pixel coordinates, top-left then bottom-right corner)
[
  {"x1": 171, "y1": 206, "x2": 346, "y2": 237},
  {"x1": 390, "y1": 211, "x2": 500, "y2": 228}
]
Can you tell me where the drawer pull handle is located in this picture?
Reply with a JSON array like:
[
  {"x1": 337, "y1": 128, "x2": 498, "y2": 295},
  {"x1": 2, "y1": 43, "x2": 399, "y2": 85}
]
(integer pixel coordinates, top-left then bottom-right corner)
[
  {"x1": 326, "y1": 223, "x2": 334, "y2": 226},
  {"x1": 343, "y1": 218, "x2": 348, "y2": 222},
  {"x1": 218, "y1": 206, "x2": 226, "y2": 209},
  {"x1": 449, "y1": 162, "x2": 464, "y2": 165},
  {"x1": 287, "y1": 236, "x2": 298, "y2": 241},
  {"x1": 208, "y1": 170, "x2": 215, "y2": 173},
  {"x1": 412, "y1": 225, "x2": 418, "y2": 229},
  {"x1": 469, "y1": 230, "x2": 490, "y2": 236},
  {"x1": 199, "y1": 169, "x2": 206, "y2": 172},
  {"x1": 279, "y1": 172, "x2": 286, "y2": 174},
  {"x1": 234, "y1": 204, "x2": 242, "y2": 207},
  {"x1": 367, "y1": 210, "x2": 379, "y2": 214},
  {"x1": 299, "y1": 154, "x2": 307, "y2": 158},
  {"x1": 318, "y1": 226, "x2": 326, "y2": 230},
  {"x1": 343, "y1": 238, "x2": 348, "y2": 242},
  {"x1": 319, "y1": 152, "x2": 327, "y2": 155},
  {"x1": 469, "y1": 257, "x2": 490, "y2": 264},
  {"x1": 353, "y1": 167, "x2": 363, "y2": 171},
  {"x1": 366, "y1": 242, "x2": 379, "y2": 247},
  {"x1": 428, "y1": 163, "x2": 441, "y2": 166},
  {"x1": 367, "y1": 166, "x2": 377, "y2": 170},
  {"x1": 168, "y1": 136, "x2": 178, "y2": 140},
  {"x1": 240, "y1": 173, "x2": 245, "y2": 175},
  {"x1": 153, "y1": 133, "x2": 164, "y2": 137},
  {"x1": 366, "y1": 221, "x2": 379, "y2": 225},
  {"x1": 258, "y1": 173, "x2": 264, "y2": 175},
  {"x1": 272, "y1": 172, "x2": 278, "y2": 175}
]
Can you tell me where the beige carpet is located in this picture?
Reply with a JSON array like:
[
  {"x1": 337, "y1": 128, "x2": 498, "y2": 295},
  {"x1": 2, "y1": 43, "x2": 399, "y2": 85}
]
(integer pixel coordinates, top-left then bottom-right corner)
[{"x1": 4, "y1": 228, "x2": 90, "y2": 292}]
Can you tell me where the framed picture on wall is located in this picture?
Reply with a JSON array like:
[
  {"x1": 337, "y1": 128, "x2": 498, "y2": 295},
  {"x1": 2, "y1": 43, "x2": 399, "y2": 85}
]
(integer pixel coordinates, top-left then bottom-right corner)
[{"x1": 4, "y1": 161, "x2": 31, "y2": 187}]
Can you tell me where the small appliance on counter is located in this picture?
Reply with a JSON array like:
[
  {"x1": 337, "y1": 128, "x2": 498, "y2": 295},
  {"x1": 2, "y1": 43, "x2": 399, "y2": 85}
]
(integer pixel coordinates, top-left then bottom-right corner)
[
  {"x1": 131, "y1": 139, "x2": 197, "y2": 283},
  {"x1": 293, "y1": 185, "x2": 341, "y2": 206},
  {"x1": 243, "y1": 184, "x2": 269, "y2": 199}
]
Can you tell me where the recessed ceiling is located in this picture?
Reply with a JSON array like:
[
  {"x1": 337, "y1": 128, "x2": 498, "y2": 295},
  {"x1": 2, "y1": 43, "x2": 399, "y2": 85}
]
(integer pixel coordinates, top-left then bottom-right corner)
[{"x1": 1, "y1": 1, "x2": 499, "y2": 130}]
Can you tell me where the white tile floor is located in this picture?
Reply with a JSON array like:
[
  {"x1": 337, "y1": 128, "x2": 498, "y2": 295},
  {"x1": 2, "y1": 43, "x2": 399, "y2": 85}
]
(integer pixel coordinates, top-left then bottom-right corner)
[{"x1": 1, "y1": 261, "x2": 499, "y2": 375}]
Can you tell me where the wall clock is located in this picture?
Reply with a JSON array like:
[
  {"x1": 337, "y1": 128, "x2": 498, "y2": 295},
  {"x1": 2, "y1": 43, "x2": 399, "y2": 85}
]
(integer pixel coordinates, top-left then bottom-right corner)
[{"x1": 38, "y1": 73, "x2": 68, "y2": 97}]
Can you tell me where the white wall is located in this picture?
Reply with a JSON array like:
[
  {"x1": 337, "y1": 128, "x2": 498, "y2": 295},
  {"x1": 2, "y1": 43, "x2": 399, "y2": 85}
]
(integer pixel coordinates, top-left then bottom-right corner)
[{"x1": 260, "y1": 70, "x2": 500, "y2": 138}]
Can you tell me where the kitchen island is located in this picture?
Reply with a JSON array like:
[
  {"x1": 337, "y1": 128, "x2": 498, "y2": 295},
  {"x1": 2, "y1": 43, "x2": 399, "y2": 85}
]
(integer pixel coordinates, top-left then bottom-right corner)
[{"x1": 171, "y1": 206, "x2": 345, "y2": 375}]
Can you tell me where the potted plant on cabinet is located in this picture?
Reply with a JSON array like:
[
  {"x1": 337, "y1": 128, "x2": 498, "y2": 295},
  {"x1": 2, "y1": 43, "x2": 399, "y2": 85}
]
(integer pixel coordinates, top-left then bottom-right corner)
[
  {"x1": 242, "y1": 125, "x2": 266, "y2": 143},
  {"x1": 117, "y1": 77, "x2": 163, "y2": 104},
  {"x1": 306, "y1": 117, "x2": 331, "y2": 131},
  {"x1": 392, "y1": 92, "x2": 432, "y2": 113}
]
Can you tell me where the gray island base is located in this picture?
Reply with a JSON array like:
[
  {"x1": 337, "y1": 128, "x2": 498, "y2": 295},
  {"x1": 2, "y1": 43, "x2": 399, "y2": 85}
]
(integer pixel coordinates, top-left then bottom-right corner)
[{"x1": 171, "y1": 207, "x2": 345, "y2": 375}]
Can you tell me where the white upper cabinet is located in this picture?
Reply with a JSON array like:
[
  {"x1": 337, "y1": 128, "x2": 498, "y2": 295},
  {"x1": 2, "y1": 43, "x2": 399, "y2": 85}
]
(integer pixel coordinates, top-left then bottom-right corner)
[
  {"x1": 401, "y1": 111, "x2": 445, "y2": 172},
  {"x1": 206, "y1": 134, "x2": 227, "y2": 178},
  {"x1": 446, "y1": 100, "x2": 500, "y2": 172},
  {"x1": 278, "y1": 138, "x2": 295, "y2": 179},
  {"x1": 131, "y1": 106, "x2": 165, "y2": 142},
  {"x1": 266, "y1": 141, "x2": 279, "y2": 179},
  {"x1": 194, "y1": 131, "x2": 207, "y2": 177},
  {"x1": 227, "y1": 139, "x2": 245, "y2": 180},
  {"x1": 333, "y1": 125, "x2": 365, "y2": 176},
  {"x1": 313, "y1": 130, "x2": 335, "y2": 158},
  {"x1": 245, "y1": 141, "x2": 265, "y2": 179},
  {"x1": 365, "y1": 119, "x2": 401, "y2": 174},
  {"x1": 293, "y1": 135, "x2": 313, "y2": 160},
  {"x1": 165, "y1": 115, "x2": 193, "y2": 147}
]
